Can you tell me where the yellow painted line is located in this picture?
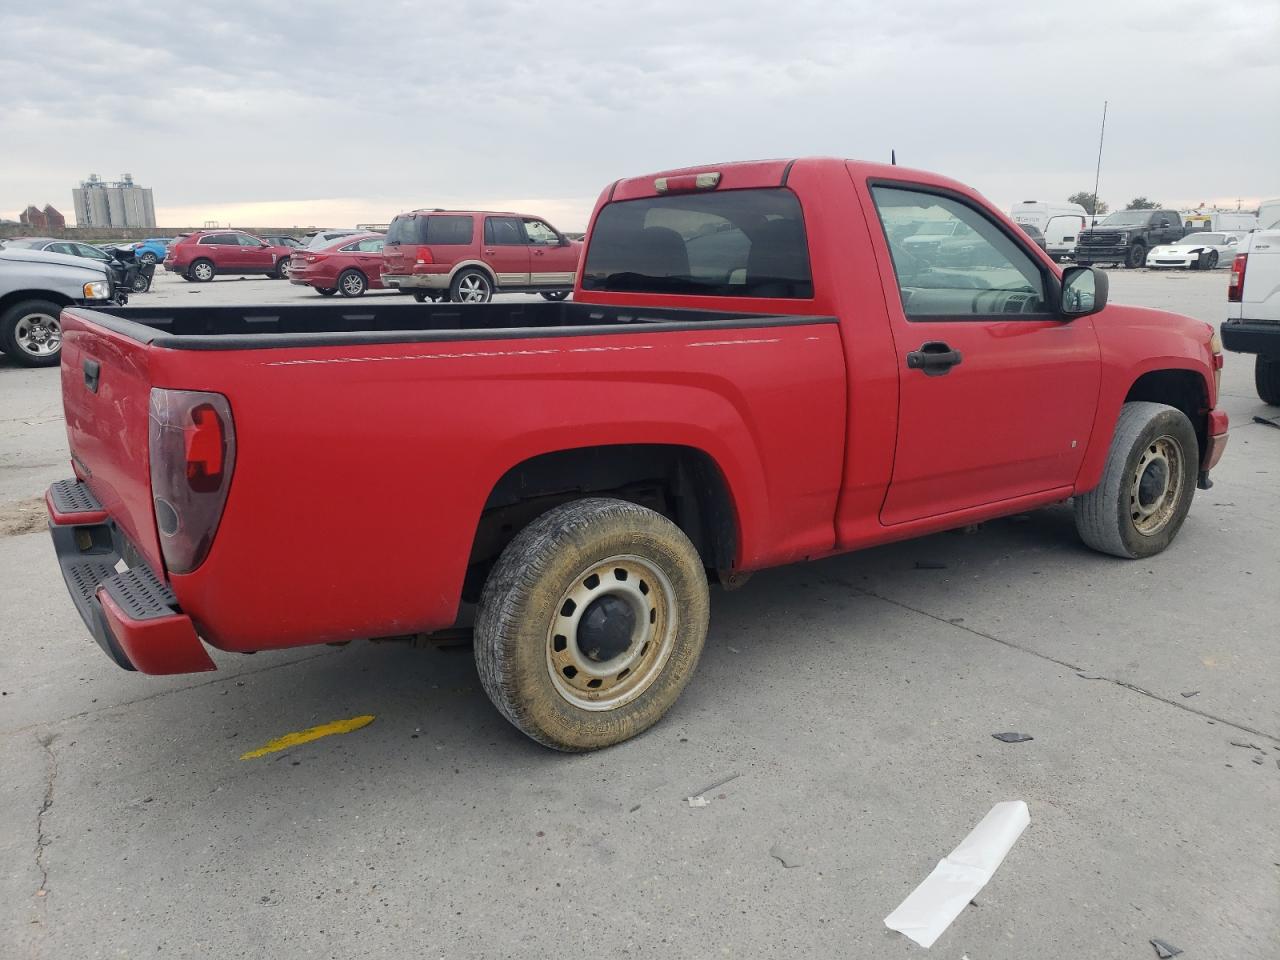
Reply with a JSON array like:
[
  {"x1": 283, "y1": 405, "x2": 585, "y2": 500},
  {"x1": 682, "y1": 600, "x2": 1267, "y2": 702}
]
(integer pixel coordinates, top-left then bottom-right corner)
[{"x1": 239, "y1": 715, "x2": 375, "y2": 760}]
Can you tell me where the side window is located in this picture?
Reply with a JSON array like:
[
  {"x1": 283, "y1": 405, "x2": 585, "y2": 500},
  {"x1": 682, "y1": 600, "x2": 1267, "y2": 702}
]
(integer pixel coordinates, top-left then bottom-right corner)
[
  {"x1": 338, "y1": 240, "x2": 362, "y2": 252},
  {"x1": 76, "y1": 244, "x2": 111, "y2": 259},
  {"x1": 237, "y1": 234, "x2": 265, "y2": 247},
  {"x1": 484, "y1": 217, "x2": 523, "y2": 245},
  {"x1": 201, "y1": 233, "x2": 234, "y2": 245},
  {"x1": 357, "y1": 238, "x2": 383, "y2": 253},
  {"x1": 523, "y1": 219, "x2": 559, "y2": 245},
  {"x1": 49, "y1": 242, "x2": 77, "y2": 255},
  {"x1": 424, "y1": 215, "x2": 473, "y2": 245},
  {"x1": 871, "y1": 185, "x2": 1051, "y2": 319}
]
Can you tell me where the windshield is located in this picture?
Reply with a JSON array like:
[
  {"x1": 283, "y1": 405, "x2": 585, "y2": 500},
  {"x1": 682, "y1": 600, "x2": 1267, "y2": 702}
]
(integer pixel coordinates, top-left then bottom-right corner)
[
  {"x1": 1101, "y1": 211, "x2": 1153, "y2": 226},
  {"x1": 581, "y1": 187, "x2": 813, "y2": 298},
  {"x1": 1179, "y1": 233, "x2": 1225, "y2": 245}
]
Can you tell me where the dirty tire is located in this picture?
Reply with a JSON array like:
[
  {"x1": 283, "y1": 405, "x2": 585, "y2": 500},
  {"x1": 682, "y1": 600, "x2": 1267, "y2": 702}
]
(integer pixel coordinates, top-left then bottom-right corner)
[
  {"x1": 1256, "y1": 355, "x2": 1280, "y2": 406},
  {"x1": 1074, "y1": 401, "x2": 1198, "y2": 558},
  {"x1": 475, "y1": 497, "x2": 710, "y2": 751}
]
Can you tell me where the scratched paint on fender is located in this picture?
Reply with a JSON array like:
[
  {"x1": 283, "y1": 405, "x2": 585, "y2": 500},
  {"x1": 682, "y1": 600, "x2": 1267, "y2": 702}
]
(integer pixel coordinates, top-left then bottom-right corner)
[{"x1": 239, "y1": 715, "x2": 375, "y2": 760}]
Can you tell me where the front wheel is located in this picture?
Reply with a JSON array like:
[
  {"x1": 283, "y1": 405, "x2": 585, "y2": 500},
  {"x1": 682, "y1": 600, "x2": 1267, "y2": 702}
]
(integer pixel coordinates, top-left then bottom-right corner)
[
  {"x1": 0, "y1": 299, "x2": 63, "y2": 367},
  {"x1": 337, "y1": 269, "x2": 367, "y2": 297},
  {"x1": 1074, "y1": 401, "x2": 1199, "y2": 558},
  {"x1": 475, "y1": 498, "x2": 710, "y2": 751},
  {"x1": 540, "y1": 290, "x2": 570, "y2": 301},
  {"x1": 1125, "y1": 243, "x2": 1147, "y2": 269},
  {"x1": 273, "y1": 258, "x2": 291, "y2": 279},
  {"x1": 130, "y1": 273, "x2": 150, "y2": 293},
  {"x1": 1205, "y1": 251, "x2": 1219, "y2": 270},
  {"x1": 1257, "y1": 355, "x2": 1280, "y2": 406},
  {"x1": 450, "y1": 269, "x2": 493, "y2": 303}
]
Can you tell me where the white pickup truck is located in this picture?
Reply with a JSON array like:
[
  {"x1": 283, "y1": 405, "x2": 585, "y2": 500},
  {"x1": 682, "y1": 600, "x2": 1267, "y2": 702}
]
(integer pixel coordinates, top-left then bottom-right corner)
[{"x1": 1222, "y1": 201, "x2": 1280, "y2": 404}]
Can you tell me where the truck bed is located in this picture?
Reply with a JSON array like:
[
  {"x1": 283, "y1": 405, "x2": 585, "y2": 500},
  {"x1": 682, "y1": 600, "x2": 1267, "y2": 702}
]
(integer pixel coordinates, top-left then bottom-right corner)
[{"x1": 78, "y1": 301, "x2": 829, "y2": 349}]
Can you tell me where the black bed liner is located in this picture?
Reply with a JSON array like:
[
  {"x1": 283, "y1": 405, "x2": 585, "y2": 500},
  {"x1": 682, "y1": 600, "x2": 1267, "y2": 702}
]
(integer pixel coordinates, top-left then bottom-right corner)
[{"x1": 74, "y1": 301, "x2": 835, "y2": 351}]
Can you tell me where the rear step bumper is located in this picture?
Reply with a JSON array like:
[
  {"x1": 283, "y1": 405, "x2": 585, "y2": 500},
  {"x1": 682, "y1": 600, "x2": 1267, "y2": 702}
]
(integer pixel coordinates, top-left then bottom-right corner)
[{"x1": 46, "y1": 480, "x2": 216, "y2": 675}]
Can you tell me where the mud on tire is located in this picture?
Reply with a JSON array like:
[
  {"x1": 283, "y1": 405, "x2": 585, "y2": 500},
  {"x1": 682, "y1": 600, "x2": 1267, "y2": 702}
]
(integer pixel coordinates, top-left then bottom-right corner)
[
  {"x1": 474, "y1": 497, "x2": 710, "y2": 751},
  {"x1": 1074, "y1": 401, "x2": 1198, "y2": 558}
]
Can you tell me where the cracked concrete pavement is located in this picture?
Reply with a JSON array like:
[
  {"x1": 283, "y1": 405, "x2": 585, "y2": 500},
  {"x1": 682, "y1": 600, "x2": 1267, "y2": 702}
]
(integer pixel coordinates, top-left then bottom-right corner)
[{"x1": 0, "y1": 270, "x2": 1276, "y2": 959}]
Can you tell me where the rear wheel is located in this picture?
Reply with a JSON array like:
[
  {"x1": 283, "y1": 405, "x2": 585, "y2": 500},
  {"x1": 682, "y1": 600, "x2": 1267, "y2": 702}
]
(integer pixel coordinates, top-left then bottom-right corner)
[
  {"x1": 139, "y1": 252, "x2": 157, "y2": 265},
  {"x1": 1125, "y1": 243, "x2": 1147, "y2": 269},
  {"x1": 337, "y1": 269, "x2": 367, "y2": 297},
  {"x1": 450, "y1": 269, "x2": 493, "y2": 303},
  {"x1": 316, "y1": 287, "x2": 337, "y2": 297},
  {"x1": 540, "y1": 290, "x2": 570, "y2": 302},
  {"x1": 188, "y1": 259, "x2": 214, "y2": 282},
  {"x1": 1257, "y1": 355, "x2": 1280, "y2": 406},
  {"x1": 0, "y1": 299, "x2": 63, "y2": 367},
  {"x1": 475, "y1": 498, "x2": 710, "y2": 751},
  {"x1": 1074, "y1": 401, "x2": 1198, "y2": 558},
  {"x1": 130, "y1": 273, "x2": 150, "y2": 293}
]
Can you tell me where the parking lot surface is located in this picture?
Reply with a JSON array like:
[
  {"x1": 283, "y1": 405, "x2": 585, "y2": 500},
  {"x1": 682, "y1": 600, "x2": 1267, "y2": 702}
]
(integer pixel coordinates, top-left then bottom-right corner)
[{"x1": 1, "y1": 269, "x2": 1277, "y2": 959}]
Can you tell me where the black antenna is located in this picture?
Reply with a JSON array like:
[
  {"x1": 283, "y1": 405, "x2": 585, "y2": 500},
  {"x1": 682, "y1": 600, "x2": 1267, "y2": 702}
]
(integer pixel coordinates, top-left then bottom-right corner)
[
  {"x1": 1091, "y1": 101, "x2": 1108, "y2": 217},
  {"x1": 891, "y1": 150, "x2": 897, "y2": 166}
]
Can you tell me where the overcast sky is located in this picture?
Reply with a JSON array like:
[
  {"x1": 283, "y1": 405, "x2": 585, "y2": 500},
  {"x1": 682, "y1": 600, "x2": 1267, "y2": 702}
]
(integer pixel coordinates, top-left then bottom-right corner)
[{"x1": 2, "y1": 0, "x2": 1276, "y2": 230}]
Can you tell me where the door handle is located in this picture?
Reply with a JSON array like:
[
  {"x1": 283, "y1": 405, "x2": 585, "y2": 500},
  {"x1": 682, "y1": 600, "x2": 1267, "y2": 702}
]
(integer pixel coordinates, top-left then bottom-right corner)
[
  {"x1": 84, "y1": 358, "x2": 101, "y2": 393},
  {"x1": 906, "y1": 341, "x2": 963, "y2": 376}
]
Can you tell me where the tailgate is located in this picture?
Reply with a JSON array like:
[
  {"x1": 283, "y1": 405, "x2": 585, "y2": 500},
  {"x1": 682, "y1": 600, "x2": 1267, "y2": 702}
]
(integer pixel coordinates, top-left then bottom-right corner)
[{"x1": 60, "y1": 310, "x2": 163, "y2": 572}]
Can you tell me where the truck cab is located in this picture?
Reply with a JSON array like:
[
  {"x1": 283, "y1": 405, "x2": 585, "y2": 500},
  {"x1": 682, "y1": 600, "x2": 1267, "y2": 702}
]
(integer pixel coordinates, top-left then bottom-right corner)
[{"x1": 1075, "y1": 208, "x2": 1185, "y2": 268}]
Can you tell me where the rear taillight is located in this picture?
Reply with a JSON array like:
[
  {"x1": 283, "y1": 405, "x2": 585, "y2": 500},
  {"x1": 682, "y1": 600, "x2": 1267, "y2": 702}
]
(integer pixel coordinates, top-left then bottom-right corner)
[
  {"x1": 149, "y1": 389, "x2": 236, "y2": 574},
  {"x1": 414, "y1": 245, "x2": 434, "y2": 265},
  {"x1": 1228, "y1": 254, "x2": 1247, "y2": 302}
]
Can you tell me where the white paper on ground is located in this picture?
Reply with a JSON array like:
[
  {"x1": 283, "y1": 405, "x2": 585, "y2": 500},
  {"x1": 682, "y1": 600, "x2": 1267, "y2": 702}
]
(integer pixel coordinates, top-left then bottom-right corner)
[{"x1": 884, "y1": 800, "x2": 1030, "y2": 949}]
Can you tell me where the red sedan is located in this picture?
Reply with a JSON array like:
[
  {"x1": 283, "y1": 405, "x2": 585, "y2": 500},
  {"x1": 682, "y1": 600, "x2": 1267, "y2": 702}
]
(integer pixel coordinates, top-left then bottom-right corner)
[{"x1": 288, "y1": 233, "x2": 386, "y2": 297}]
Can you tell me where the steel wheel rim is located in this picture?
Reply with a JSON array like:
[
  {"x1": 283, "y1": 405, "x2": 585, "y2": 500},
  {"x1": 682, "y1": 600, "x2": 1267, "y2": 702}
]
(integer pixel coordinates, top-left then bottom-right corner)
[
  {"x1": 1130, "y1": 435, "x2": 1183, "y2": 535},
  {"x1": 13, "y1": 312, "x2": 61, "y2": 356},
  {"x1": 458, "y1": 275, "x2": 489, "y2": 302},
  {"x1": 546, "y1": 554, "x2": 677, "y2": 711},
  {"x1": 193, "y1": 262, "x2": 213, "y2": 280}
]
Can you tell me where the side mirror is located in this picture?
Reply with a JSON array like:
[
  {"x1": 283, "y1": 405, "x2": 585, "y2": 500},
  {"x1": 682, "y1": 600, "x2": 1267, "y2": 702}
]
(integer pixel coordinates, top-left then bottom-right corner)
[
  {"x1": 559, "y1": 236, "x2": 571, "y2": 246},
  {"x1": 1159, "y1": 220, "x2": 1171, "y2": 228},
  {"x1": 1060, "y1": 265, "x2": 1108, "y2": 318}
]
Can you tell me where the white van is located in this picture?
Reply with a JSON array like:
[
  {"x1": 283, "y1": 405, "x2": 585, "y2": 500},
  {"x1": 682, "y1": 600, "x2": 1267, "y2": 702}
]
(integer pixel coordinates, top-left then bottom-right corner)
[
  {"x1": 1182, "y1": 211, "x2": 1259, "y2": 233},
  {"x1": 1010, "y1": 201, "x2": 1089, "y2": 261},
  {"x1": 1256, "y1": 199, "x2": 1280, "y2": 231}
]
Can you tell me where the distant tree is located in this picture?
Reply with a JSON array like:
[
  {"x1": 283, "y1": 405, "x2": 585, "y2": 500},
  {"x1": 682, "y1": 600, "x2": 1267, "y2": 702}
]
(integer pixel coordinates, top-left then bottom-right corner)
[
  {"x1": 1125, "y1": 197, "x2": 1159, "y2": 210},
  {"x1": 1068, "y1": 192, "x2": 1108, "y2": 216}
]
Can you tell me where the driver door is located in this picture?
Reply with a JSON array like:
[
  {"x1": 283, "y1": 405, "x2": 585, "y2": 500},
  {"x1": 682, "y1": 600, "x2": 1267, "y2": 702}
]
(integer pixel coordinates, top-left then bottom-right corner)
[{"x1": 866, "y1": 183, "x2": 1101, "y2": 525}]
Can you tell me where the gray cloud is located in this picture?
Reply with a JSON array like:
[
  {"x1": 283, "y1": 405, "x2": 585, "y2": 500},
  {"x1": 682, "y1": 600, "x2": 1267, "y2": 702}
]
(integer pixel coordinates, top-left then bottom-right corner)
[{"x1": 3, "y1": 0, "x2": 1276, "y2": 228}]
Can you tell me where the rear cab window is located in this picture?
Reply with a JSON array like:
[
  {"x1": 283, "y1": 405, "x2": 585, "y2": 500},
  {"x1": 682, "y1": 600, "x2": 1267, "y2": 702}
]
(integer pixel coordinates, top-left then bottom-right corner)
[{"x1": 581, "y1": 187, "x2": 813, "y2": 298}]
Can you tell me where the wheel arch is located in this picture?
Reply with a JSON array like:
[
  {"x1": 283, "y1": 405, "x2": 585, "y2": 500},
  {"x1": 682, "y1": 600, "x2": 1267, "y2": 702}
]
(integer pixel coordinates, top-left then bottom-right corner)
[
  {"x1": 449, "y1": 260, "x2": 498, "y2": 287},
  {"x1": 463, "y1": 443, "x2": 740, "y2": 602},
  {"x1": 1076, "y1": 363, "x2": 1213, "y2": 493},
  {"x1": 0, "y1": 289, "x2": 74, "y2": 315}
]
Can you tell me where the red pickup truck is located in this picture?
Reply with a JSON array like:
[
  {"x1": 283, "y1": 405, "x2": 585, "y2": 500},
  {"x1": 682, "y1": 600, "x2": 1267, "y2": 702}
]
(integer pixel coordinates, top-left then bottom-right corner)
[{"x1": 46, "y1": 158, "x2": 1227, "y2": 751}]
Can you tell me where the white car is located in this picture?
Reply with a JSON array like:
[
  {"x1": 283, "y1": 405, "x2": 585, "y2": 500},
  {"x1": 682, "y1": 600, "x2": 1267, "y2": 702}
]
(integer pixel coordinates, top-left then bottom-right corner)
[{"x1": 1145, "y1": 232, "x2": 1244, "y2": 270}]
